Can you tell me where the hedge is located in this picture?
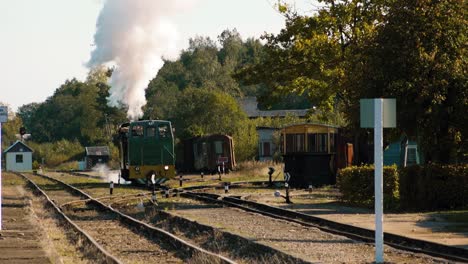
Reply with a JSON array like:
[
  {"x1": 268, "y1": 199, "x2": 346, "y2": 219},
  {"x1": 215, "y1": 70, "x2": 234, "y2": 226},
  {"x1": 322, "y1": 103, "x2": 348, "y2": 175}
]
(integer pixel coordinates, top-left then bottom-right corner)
[
  {"x1": 337, "y1": 165, "x2": 399, "y2": 209},
  {"x1": 399, "y1": 164, "x2": 468, "y2": 210}
]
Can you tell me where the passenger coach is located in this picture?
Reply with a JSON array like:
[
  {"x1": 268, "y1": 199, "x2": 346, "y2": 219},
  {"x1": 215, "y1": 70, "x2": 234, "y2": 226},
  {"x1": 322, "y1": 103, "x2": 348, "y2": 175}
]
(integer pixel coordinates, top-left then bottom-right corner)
[
  {"x1": 181, "y1": 134, "x2": 236, "y2": 173},
  {"x1": 281, "y1": 123, "x2": 353, "y2": 187}
]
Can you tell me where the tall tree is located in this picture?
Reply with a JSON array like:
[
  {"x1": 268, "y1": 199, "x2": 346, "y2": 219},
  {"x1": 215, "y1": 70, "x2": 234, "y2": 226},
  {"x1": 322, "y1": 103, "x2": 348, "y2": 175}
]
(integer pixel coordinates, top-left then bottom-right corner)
[
  {"x1": 172, "y1": 88, "x2": 255, "y2": 160},
  {"x1": 237, "y1": 0, "x2": 467, "y2": 164},
  {"x1": 236, "y1": 0, "x2": 387, "y2": 121},
  {"x1": 24, "y1": 68, "x2": 127, "y2": 145},
  {"x1": 363, "y1": 0, "x2": 467, "y2": 163},
  {"x1": 0, "y1": 103, "x2": 22, "y2": 149}
]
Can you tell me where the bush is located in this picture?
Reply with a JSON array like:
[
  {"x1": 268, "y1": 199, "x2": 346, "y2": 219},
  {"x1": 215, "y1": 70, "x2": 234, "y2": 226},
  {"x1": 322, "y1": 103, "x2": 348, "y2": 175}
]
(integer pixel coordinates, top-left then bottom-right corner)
[
  {"x1": 337, "y1": 165, "x2": 399, "y2": 209},
  {"x1": 28, "y1": 139, "x2": 84, "y2": 167},
  {"x1": 400, "y1": 164, "x2": 468, "y2": 210},
  {"x1": 32, "y1": 160, "x2": 40, "y2": 170}
]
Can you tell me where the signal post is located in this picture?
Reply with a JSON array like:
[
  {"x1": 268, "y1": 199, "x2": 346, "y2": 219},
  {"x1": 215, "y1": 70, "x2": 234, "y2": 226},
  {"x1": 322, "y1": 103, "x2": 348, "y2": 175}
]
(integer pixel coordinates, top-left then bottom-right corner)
[
  {"x1": 0, "y1": 106, "x2": 8, "y2": 230},
  {"x1": 360, "y1": 98, "x2": 396, "y2": 263}
]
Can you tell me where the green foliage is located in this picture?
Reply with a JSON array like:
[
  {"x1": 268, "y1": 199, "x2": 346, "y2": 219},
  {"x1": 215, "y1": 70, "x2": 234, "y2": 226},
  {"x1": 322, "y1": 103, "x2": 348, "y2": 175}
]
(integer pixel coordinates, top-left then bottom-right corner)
[
  {"x1": 144, "y1": 29, "x2": 267, "y2": 120},
  {"x1": 233, "y1": 121, "x2": 256, "y2": 162},
  {"x1": 18, "y1": 68, "x2": 127, "y2": 146},
  {"x1": 32, "y1": 160, "x2": 40, "y2": 170},
  {"x1": 173, "y1": 88, "x2": 247, "y2": 137},
  {"x1": 400, "y1": 164, "x2": 468, "y2": 210},
  {"x1": 236, "y1": 0, "x2": 387, "y2": 124},
  {"x1": 28, "y1": 139, "x2": 84, "y2": 167},
  {"x1": 361, "y1": 0, "x2": 467, "y2": 163},
  {"x1": 237, "y1": 0, "x2": 466, "y2": 163},
  {"x1": 337, "y1": 165, "x2": 399, "y2": 209},
  {"x1": 0, "y1": 106, "x2": 23, "y2": 150}
]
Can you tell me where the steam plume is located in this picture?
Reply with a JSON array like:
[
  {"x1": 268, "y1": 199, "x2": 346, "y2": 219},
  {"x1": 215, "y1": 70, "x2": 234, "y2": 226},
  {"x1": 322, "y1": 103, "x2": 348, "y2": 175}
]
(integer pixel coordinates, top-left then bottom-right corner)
[{"x1": 87, "y1": 0, "x2": 192, "y2": 119}]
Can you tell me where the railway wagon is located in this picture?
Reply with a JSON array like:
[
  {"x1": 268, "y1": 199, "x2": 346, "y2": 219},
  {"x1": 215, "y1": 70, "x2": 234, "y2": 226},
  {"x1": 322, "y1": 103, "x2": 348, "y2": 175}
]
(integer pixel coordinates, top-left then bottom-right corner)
[
  {"x1": 182, "y1": 134, "x2": 236, "y2": 173},
  {"x1": 118, "y1": 120, "x2": 175, "y2": 184},
  {"x1": 281, "y1": 123, "x2": 352, "y2": 188}
]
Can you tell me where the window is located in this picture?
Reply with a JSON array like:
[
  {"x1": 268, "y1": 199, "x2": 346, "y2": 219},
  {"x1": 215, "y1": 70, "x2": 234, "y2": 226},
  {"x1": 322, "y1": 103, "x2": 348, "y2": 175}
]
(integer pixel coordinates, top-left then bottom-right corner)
[
  {"x1": 263, "y1": 142, "x2": 271, "y2": 157},
  {"x1": 286, "y1": 134, "x2": 305, "y2": 153},
  {"x1": 329, "y1": 133, "x2": 336, "y2": 152},
  {"x1": 308, "y1": 134, "x2": 317, "y2": 152},
  {"x1": 131, "y1": 125, "x2": 144, "y2": 137},
  {"x1": 214, "y1": 141, "x2": 223, "y2": 154},
  {"x1": 146, "y1": 127, "x2": 156, "y2": 137},
  {"x1": 202, "y1": 142, "x2": 208, "y2": 156},
  {"x1": 318, "y1": 133, "x2": 328, "y2": 152},
  {"x1": 193, "y1": 143, "x2": 199, "y2": 157},
  {"x1": 158, "y1": 124, "x2": 169, "y2": 138},
  {"x1": 16, "y1": 154, "x2": 23, "y2": 163},
  {"x1": 308, "y1": 133, "x2": 328, "y2": 153}
]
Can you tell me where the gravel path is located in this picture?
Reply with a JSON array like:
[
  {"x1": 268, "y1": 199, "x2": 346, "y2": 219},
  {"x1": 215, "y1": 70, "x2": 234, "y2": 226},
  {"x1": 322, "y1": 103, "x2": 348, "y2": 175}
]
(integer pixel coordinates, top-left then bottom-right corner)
[{"x1": 169, "y1": 198, "x2": 445, "y2": 263}]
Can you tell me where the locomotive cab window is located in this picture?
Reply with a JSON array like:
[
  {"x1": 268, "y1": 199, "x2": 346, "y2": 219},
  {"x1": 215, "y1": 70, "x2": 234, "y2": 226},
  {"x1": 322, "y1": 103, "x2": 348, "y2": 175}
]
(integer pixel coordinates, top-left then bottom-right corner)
[
  {"x1": 146, "y1": 126, "x2": 156, "y2": 137},
  {"x1": 158, "y1": 124, "x2": 170, "y2": 138},
  {"x1": 131, "y1": 125, "x2": 144, "y2": 137}
]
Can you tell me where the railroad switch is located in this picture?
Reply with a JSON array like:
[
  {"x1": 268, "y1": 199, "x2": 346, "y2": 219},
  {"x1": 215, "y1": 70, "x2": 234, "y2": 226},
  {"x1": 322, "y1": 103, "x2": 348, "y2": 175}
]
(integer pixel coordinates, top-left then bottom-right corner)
[
  {"x1": 268, "y1": 167, "x2": 275, "y2": 186},
  {"x1": 109, "y1": 181, "x2": 114, "y2": 195},
  {"x1": 285, "y1": 182, "x2": 291, "y2": 204}
]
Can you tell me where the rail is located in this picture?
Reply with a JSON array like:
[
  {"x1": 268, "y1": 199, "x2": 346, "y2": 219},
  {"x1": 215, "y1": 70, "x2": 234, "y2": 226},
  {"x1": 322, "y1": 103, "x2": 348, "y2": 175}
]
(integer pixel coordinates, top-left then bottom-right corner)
[
  {"x1": 27, "y1": 172, "x2": 237, "y2": 264},
  {"x1": 182, "y1": 190, "x2": 468, "y2": 263}
]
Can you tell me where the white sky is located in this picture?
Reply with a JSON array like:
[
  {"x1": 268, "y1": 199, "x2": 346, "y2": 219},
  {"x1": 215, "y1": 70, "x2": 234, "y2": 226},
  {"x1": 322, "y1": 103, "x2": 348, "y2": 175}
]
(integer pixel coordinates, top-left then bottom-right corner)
[{"x1": 0, "y1": 0, "x2": 315, "y2": 112}]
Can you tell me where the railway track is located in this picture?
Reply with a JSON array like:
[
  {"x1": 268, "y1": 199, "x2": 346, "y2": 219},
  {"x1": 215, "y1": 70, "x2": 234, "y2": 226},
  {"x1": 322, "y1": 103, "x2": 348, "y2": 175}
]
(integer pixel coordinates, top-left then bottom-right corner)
[
  {"x1": 19, "y1": 172, "x2": 236, "y2": 264},
  {"x1": 45, "y1": 172, "x2": 468, "y2": 262},
  {"x1": 43, "y1": 172, "x2": 314, "y2": 263},
  {"x1": 183, "y1": 188, "x2": 468, "y2": 263}
]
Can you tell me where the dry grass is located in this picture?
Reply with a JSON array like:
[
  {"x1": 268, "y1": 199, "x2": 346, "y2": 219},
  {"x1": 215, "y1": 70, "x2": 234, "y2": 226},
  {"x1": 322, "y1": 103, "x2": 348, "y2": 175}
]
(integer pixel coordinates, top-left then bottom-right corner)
[
  {"x1": 166, "y1": 161, "x2": 285, "y2": 188},
  {"x1": 229, "y1": 160, "x2": 284, "y2": 181}
]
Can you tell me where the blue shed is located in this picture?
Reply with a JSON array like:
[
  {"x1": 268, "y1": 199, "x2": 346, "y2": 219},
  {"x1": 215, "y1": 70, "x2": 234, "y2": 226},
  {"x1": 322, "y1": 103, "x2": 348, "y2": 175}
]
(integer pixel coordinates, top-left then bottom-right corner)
[{"x1": 384, "y1": 137, "x2": 421, "y2": 167}]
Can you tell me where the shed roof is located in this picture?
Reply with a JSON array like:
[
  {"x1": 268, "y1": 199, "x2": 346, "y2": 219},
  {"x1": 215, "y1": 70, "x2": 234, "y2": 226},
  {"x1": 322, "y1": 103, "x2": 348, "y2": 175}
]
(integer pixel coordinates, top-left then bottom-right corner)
[
  {"x1": 85, "y1": 146, "x2": 110, "y2": 156},
  {"x1": 4, "y1": 140, "x2": 33, "y2": 154}
]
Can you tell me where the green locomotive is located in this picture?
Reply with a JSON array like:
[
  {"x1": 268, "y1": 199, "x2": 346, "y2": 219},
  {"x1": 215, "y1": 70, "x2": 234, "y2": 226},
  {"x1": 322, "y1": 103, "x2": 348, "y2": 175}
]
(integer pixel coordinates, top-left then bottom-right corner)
[{"x1": 118, "y1": 120, "x2": 175, "y2": 184}]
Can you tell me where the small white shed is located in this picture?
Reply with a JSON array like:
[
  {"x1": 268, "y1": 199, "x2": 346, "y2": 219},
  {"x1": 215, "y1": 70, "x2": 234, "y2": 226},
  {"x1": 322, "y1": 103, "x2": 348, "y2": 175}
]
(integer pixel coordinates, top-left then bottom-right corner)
[{"x1": 4, "y1": 141, "x2": 33, "y2": 172}]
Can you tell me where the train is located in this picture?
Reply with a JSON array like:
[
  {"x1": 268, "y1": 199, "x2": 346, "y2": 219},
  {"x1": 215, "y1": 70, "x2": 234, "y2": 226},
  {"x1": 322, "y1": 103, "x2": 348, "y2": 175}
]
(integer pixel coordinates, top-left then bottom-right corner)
[
  {"x1": 180, "y1": 134, "x2": 236, "y2": 173},
  {"x1": 118, "y1": 120, "x2": 176, "y2": 184},
  {"x1": 117, "y1": 120, "x2": 353, "y2": 187},
  {"x1": 281, "y1": 123, "x2": 353, "y2": 188}
]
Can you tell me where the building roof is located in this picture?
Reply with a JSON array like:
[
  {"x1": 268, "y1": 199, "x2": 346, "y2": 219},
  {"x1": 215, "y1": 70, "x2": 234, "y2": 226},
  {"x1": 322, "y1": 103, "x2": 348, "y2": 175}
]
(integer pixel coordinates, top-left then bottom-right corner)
[
  {"x1": 85, "y1": 146, "x2": 110, "y2": 156},
  {"x1": 256, "y1": 126, "x2": 279, "y2": 130},
  {"x1": 238, "y1": 97, "x2": 309, "y2": 118},
  {"x1": 4, "y1": 140, "x2": 33, "y2": 153}
]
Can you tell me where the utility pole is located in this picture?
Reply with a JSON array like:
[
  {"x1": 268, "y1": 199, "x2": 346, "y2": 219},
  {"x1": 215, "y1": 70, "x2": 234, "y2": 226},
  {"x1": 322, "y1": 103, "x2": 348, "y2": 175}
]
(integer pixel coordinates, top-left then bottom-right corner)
[{"x1": 0, "y1": 106, "x2": 9, "y2": 230}]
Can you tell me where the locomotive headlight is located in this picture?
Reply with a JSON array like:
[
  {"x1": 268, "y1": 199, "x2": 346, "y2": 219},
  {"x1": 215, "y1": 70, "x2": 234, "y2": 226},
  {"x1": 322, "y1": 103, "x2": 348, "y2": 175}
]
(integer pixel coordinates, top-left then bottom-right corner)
[
  {"x1": 135, "y1": 166, "x2": 140, "y2": 172},
  {"x1": 164, "y1": 165, "x2": 169, "y2": 171}
]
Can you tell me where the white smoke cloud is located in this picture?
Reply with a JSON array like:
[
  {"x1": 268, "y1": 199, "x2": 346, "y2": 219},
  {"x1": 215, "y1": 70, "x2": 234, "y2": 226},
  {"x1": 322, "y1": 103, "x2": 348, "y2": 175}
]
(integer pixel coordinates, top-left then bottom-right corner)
[{"x1": 87, "y1": 0, "x2": 194, "y2": 119}]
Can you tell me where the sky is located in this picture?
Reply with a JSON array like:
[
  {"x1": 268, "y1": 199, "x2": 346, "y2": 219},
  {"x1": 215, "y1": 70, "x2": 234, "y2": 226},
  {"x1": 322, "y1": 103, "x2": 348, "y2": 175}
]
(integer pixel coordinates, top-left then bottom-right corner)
[{"x1": 0, "y1": 0, "x2": 314, "y2": 113}]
